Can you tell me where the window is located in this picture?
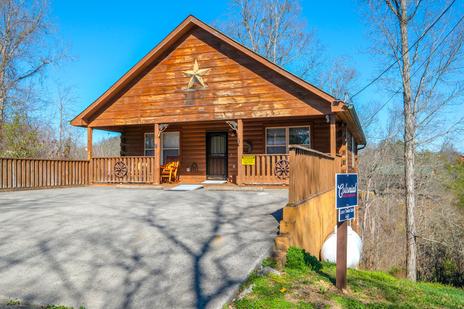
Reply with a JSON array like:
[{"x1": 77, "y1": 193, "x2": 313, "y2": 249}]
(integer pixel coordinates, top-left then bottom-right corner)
[
  {"x1": 161, "y1": 132, "x2": 180, "y2": 164},
  {"x1": 289, "y1": 127, "x2": 310, "y2": 147},
  {"x1": 144, "y1": 133, "x2": 154, "y2": 156},
  {"x1": 266, "y1": 126, "x2": 310, "y2": 154},
  {"x1": 266, "y1": 128, "x2": 286, "y2": 154},
  {"x1": 144, "y1": 132, "x2": 180, "y2": 164}
]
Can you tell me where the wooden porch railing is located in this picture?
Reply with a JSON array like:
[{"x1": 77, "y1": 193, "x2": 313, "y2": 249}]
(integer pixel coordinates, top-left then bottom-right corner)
[
  {"x1": 91, "y1": 156, "x2": 154, "y2": 184},
  {"x1": 242, "y1": 154, "x2": 289, "y2": 185},
  {"x1": 0, "y1": 158, "x2": 89, "y2": 190},
  {"x1": 288, "y1": 145, "x2": 342, "y2": 205}
]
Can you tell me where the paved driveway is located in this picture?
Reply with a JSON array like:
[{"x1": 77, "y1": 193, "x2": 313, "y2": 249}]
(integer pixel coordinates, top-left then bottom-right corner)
[{"x1": 0, "y1": 187, "x2": 287, "y2": 309}]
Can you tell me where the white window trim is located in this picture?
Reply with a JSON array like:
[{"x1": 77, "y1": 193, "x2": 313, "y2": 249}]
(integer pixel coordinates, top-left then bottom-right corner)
[
  {"x1": 265, "y1": 126, "x2": 311, "y2": 154},
  {"x1": 144, "y1": 132, "x2": 180, "y2": 162}
]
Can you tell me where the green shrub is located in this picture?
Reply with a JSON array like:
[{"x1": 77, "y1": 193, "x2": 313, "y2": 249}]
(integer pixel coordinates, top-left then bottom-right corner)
[
  {"x1": 304, "y1": 253, "x2": 322, "y2": 272},
  {"x1": 262, "y1": 257, "x2": 277, "y2": 268},
  {"x1": 6, "y1": 299, "x2": 20, "y2": 305},
  {"x1": 285, "y1": 247, "x2": 322, "y2": 272}
]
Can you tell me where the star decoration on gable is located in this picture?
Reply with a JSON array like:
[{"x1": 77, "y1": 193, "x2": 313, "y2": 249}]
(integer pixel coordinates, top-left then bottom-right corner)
[{"x1": 183, "y1": 59, "x2": 211, "y2": 89}]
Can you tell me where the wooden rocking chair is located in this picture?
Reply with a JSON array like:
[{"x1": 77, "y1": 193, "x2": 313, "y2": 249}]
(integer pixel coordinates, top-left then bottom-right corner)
[{"x1": 161, "y1": 161, "x2": 179, "y2": 183}]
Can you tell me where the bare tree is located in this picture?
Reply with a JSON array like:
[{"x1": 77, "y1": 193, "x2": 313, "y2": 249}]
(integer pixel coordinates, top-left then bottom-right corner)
[
  {"x1": 0, "y1": 0, "x2": 53, "y2": 131},
  {"x1": 93, "y1": 135, "x2": 121, "y2": 157},
  {"x1": 52, "y1": 85, "x2": 77, "y2": 158},
  {"x1": 319, "y1": 57, "x2": 358, "y2": 100},
  {"x1": 364, "y1": 0, "x2": 464, "y2": 280},
  {"x1": 221, "y1": 0, "x2": 322, "y2": 79},
  {"x1": 221, "y1": 0, "x2": 360, "y2": 100}
]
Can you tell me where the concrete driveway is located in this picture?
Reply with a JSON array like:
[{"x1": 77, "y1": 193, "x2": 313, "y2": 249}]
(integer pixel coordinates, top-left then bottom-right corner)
[{"x1": 0, "y1": 187, "x2": 287, "y2": 309}]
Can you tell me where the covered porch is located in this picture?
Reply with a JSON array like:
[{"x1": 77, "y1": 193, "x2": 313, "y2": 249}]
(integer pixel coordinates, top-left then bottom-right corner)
[{"x1": 87, "y1": 115, "x2": 341, "y2": 186}]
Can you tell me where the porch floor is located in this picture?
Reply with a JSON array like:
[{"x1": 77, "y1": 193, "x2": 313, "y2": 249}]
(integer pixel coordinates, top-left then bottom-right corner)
[{"x1": 92, "y1": 182, "x2": 288, "y2": 191}]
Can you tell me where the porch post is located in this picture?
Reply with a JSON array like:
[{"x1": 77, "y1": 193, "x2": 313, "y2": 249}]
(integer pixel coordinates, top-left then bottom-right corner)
[
  {"x1": 153, "y1": 123, "x2": 161, "y2": 185},
  {"x1": 87, "y1": 127, "x2": 93, "y2": 184},
  {"x1": 87, "y1": 127, "x2": 93, "y2": 160},
  {"x1": 237, "y1": 119, "x2": 244, "y2": 185},
  {"x1": 329, "y1": 114, "x2": 336, "y2": 156}
]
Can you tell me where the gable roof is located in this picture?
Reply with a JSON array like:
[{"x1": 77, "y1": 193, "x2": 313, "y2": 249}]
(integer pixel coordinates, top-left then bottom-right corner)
[{"x1": 70, "y1": 15, "x2": 365, "y2": 145}]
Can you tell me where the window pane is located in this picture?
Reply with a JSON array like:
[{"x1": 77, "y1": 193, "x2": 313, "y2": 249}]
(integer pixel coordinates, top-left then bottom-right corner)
[
  {"x1": 144, "y1": 149, "x2": 154, "y2": 156},
  {"x1": 266, "y1": 146, "x2": 287, "y2": 154},
  {"x1": 267, "y1": 128, "x2": 285, "y2": 146},
  {"x1": 163, "y1": 149, "x2": 179, "y2": 164},
  {"x1": 289, "y1": 127, "x2": 310, "y2": 146},
  {"x1": 210, "y1": 135, "x2": 226, "y2": 154},
  {"x1": 145, "y1": 133, "x2": 154, "y2": 149},
  {"x1": 163, "y1": 132, "x2": 179, "y2": 148}
]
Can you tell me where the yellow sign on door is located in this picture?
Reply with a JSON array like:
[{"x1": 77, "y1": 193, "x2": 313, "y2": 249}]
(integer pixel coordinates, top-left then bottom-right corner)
[{"x1": 241, "y1": 155, "x2": 256, "y2": 165}]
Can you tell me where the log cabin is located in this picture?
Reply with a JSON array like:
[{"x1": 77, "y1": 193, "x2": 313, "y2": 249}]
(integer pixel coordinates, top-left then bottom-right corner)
[{"x1": 71, "y1": 15, "x2": 366, "y2": 186}]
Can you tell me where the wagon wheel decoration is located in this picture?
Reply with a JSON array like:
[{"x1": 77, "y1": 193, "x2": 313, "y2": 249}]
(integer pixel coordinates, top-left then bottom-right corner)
[
  {"x1": 274, "y1": 159, "x2": 290, "y2": 180},
  {"x1": 114, "y1": 161, "x2": 128, "y2": 178}
]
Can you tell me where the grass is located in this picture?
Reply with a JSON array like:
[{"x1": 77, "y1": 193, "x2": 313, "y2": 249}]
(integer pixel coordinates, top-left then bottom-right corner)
[
  {"x1": 229, "y1": 247, "x2": 464, "y2": 309},
  {"x1": 1, "y1": 300, "x2": 85, "y2": 309},
  {"x1": 6, "y1": 299, "x2": 21, "y2": 305}
]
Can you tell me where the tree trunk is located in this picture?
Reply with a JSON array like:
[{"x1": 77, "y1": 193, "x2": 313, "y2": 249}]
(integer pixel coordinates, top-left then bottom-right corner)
[
  {"x1": 399, "y1": 0, "x2": 417, "y2": 281},
  {"x1": 0, "y1": 92, "x2": 5, "y2": 146}
]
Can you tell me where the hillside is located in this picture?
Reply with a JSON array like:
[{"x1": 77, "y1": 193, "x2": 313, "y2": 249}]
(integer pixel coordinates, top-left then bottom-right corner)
[{"x1": 229, "y1": 248, "x2": 464, "y2": 309}]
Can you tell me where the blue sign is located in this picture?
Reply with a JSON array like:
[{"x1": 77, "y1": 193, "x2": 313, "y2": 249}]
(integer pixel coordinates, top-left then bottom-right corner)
[
  {"x1": 338, "y1": 207, "x2": 355, "y2": 222},
  {"x1": 336, "y1": 173, "x2": 358, "y2": 209}
]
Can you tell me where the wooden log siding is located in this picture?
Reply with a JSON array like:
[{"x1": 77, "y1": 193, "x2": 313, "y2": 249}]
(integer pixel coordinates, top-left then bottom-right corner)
[
  {"x1": 87, "y1": 28, "x2": 330, "y2": 127},
  {"x1": 120, "y1": 117, "x2": 328, "y2": 184},
  {"x1": 242, "y1": 154, "x2": 289, "y2": 185},
  {"x1": 91, "y1": 156, "x2": 154, "y2": 184},
  {"x1": 0, "y1": 158, "x2": 89, "y2": 190},
  {"x1": 288, "y1": 146, "x2": 342, "y2": 205}
]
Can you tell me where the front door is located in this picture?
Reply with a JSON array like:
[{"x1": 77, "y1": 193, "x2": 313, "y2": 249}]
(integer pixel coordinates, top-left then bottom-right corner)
[{"x1": 206, "y1": 132, "x2": 228, "y2": 179}]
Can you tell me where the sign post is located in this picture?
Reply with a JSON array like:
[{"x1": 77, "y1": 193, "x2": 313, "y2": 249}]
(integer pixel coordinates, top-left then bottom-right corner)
[{"x1": 335, "y1": 173, "x2": 358, "y2": 290}]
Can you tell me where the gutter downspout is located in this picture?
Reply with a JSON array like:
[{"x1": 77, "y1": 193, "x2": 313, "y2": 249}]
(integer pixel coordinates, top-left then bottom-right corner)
[{"x1": 346, "y1": 103, "x2": 367, "y2": 150}]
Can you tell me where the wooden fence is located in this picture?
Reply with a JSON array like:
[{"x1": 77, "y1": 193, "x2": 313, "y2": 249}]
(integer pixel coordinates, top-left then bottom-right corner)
[
  {"x1": 0, "y1": 158, "x2": 89, "y2": 190},
  {"x1": 242, "y1": 154, "x2": 289, "y2": 184},
  {"x1": 91, "y1": 156, "x2": 154, "y2": 184},
  {"x1": 288, "y1": 145, "x2": 341, "y2": 205},
  {"x1": 274, "y1": 146, "x2": 343, "y2": 263}
]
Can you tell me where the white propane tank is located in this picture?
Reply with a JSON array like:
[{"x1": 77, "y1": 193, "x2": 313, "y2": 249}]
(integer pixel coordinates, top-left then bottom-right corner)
[{"x1": 320, "y1": 225, "x2": 362, "y2": 268}]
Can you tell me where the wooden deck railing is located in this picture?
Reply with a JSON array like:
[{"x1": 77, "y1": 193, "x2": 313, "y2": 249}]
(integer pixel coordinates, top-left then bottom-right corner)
[
  {"x1": 0, "y1": 158, "x2": 89, "y2": 190},
  {"x1": 242, "y1": 154, "x2": 289, "y2": 185},
  {"x1": 91, "y1": 156, "x2": 154, "y2": 184},
  {"x1": 288, "y1": 145, "x2": 342, "y2": 205}
]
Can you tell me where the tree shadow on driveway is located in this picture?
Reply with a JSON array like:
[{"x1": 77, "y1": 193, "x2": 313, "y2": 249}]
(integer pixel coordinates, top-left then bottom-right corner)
[{"x1": 0, "y1": 188, "x2": 287, "y2": 309}]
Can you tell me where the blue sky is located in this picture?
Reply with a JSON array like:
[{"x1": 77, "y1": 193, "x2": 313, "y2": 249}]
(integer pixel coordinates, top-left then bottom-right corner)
[{"x1": 46, "y1": 0, "x2": 463, "y2": 151}]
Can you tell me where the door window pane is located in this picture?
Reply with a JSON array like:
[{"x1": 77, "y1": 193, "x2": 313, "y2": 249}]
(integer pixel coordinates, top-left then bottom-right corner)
[
  {"x1": 210, "y1": 135, "x2": 226, "y2": 154},
  {"x1": 289, "y1": 127, "x2": 310, "y2": 147}
]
